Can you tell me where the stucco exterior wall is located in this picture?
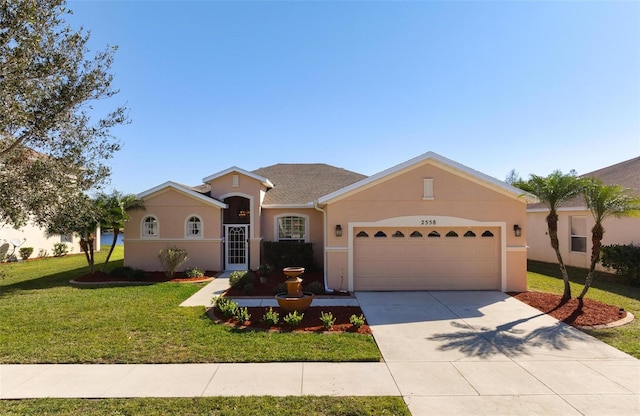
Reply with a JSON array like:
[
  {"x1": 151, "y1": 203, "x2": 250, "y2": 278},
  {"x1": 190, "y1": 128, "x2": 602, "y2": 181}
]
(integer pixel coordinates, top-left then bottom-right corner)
[
  {"x1": 0, "y1": 221, "x2": 84, "y2": 259},
  {"x1": 125, "y1": 188, "x2": 223, "y2": 271},
  {"x1": 260, "y1": 208, "x2": 324, "y2": 268},
  {"x1": 323, "y1": 162, "x2": 528, "y2": 291},
  {"x1": 527, "y1": 209, "x2": 640, "y2": 272}
]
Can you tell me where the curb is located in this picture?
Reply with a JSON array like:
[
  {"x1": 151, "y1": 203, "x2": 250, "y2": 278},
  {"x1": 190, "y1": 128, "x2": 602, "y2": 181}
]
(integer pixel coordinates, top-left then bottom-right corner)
[{"x1": 575, "y1": 311, "x2": 635, "y2": 330}]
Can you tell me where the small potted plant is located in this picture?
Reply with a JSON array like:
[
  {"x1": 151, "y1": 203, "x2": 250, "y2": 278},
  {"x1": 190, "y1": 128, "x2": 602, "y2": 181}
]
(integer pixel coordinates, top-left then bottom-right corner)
[{"x1": 257, "y1": 263, "x2": 272, "y2": 284}]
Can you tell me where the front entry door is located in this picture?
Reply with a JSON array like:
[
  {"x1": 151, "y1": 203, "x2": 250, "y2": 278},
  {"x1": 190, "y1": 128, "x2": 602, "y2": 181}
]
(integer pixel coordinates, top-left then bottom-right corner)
[{"x1": 225, "y1": 225, "x2": 248, "y2": 271}]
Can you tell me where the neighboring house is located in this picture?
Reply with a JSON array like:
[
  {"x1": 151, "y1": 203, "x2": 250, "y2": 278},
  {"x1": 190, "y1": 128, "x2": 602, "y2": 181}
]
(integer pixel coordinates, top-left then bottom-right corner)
[
  {"x1": 125, "y1": 151, "x2": 529, "y2": 292},
  {"x1": 526, "y1": 156, "x2": 640, "y2": 271},
  {"x1": 0, "y1": 220, "x2": 86, "y2": 260}
]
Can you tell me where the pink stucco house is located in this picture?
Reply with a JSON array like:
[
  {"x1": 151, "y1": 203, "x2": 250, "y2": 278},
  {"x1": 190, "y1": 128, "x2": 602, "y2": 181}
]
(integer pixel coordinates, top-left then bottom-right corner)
[
  {"x1": 125, "y1": 151, "x2": 529, "y2": 292},
  {"x1": 526, "y1": 156, "x2": 640, "y2": 272}
]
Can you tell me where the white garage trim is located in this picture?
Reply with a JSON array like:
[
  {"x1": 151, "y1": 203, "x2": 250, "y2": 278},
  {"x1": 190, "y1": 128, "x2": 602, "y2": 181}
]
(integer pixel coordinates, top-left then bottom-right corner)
[{"x1": 347, "y1": 216, "x2": 507, "y2": 292}]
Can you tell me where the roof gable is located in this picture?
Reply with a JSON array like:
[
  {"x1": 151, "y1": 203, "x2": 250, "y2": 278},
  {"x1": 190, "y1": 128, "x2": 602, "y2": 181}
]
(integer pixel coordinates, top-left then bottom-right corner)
[
  {"x1": 253, "y1": 164, "x2": 367, "y2": 206},
  {"x1": 202, "y1": 166, "x2": 274, "y2": 188},
  {"x1": 137, "y1": 181, "x2": 227, "y2": 208},
  {"x1": 318, "y1": 151, "x2": 526, "y2": 204}
]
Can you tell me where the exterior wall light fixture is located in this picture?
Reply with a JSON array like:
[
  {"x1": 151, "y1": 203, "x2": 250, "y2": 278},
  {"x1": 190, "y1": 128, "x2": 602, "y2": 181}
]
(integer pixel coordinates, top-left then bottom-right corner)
[
  {"x1": 513, "y1": 224, "x2": 522, "y2": 237},
  {"x1": 335, "y1": 224, "x2": 343, "y2": 237}
]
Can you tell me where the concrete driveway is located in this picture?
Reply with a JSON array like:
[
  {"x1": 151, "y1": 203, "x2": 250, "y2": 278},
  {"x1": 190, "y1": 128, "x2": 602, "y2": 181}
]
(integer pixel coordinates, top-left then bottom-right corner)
[{"x1": 356, "y1": 291, "x2": 639, "y2": 416}]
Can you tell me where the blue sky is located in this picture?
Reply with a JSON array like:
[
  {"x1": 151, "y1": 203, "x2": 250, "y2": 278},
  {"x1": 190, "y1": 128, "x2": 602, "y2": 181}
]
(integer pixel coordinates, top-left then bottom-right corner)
[{"x1": 67, "y1": 1, "x2": 639, "y2": 195}]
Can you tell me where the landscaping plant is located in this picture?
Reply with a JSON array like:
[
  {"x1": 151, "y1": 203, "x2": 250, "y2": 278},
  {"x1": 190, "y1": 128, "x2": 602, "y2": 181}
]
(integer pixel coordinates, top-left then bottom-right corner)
[
  {"x1": 19, "y1": 247, "x2": 34, "y2": 260},
  {"x1": 262, "y1": 307, "x2": 280, "y2": 325},
  {"x1": 234, "y1": 307, "x2": 251, "y2": 323},
  {"x1": 184, "y1": 267, "x2": 204, "y2": 278},
  {"x1": 320, "y1": 311, "x2": 336, "y2": 330},
  {"x1": 283, "y1": 310, "x2": 304, "y2": 327},
  {"x1": 350, "y1": 314, "x2": 366, "y2": 328},
  {"x1": 158, "y1": 246, "x2": 188, "y2": 278}
]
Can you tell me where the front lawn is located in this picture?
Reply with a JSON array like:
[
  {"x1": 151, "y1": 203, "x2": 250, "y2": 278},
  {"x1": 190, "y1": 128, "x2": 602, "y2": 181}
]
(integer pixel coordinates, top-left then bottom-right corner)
[
  {"x1": 527, "y1": 260, "x2": 640, "y2": 358},
  {"x1": 0, "y1": 397, "x2": 410, "y2": 416},
  {"x1": 0, "y1": 247, "x2": 381, "y2": 363}
]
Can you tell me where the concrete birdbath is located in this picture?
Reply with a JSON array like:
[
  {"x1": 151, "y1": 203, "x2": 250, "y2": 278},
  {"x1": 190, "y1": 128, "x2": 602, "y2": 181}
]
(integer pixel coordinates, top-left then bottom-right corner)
[{"x1": 275, "y1": 267, "x2": 313, "y2": 312}]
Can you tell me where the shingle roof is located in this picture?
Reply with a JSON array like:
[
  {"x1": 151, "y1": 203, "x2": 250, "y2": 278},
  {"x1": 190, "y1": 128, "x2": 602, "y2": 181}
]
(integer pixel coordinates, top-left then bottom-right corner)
[
  {"x1": 528, "y1": 156, "x2": 640, "y2": 210},
  {"x1": 252, "y1": 164, "x2": 367, "y2": 206}
]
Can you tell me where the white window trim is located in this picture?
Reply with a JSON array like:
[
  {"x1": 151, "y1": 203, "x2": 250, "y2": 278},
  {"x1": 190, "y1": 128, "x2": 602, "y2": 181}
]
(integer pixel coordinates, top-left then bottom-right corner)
[
  {"x1": 185, "y1": 215, "x2": 203, "y2": 239},
  {"x1": 274, "y1": 213, "x2": 309, "y2": 242},
  {"x1": 569, "y1": 215, "x2": 588, "y2": 253},
  {"x1": 141, "y1": 215, "x2": 159, "y2": 238}
]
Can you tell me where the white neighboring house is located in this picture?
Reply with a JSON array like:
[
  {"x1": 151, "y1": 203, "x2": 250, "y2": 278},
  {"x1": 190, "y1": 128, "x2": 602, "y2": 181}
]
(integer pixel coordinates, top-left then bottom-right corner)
[
  {"x1": 526, "y1": 156, "x2": 640, "y2": 271},
  {"x1": 0, "y1": 220, "x2": 101, "y2": 260}
]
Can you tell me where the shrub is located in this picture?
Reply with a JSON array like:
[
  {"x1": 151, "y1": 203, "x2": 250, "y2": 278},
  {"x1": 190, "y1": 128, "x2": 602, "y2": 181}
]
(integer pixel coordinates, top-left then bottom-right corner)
[
  {"x1": 601, "y1": 244, "x2": 640, "y2": 284},
  {"x1": 242, "y1": 282, "x2": 255, "y2": 295},
  {"x1": 272, "y1": 282, "x2": 287, "y2": 295},
  {"x1": 319, "y1": 311, "x2": 335, "y2": 330},
  {"x1": 19, "y1": 247, "x2": 34, "y2": 260},
  {"x1": 349, "y1": 314, "x2": 365, "y2": 328},
  {"x1": 262, "y1": 241, "x2": 316, "y2": 270},
  {"x1": 229, "y1": 271, "x2": 255, "y2": 290},
  {"x1": 53, "y1": 243, "x2": 69, "y2": 257},
  {"x1": 234, "y1": 307, "x2": 251, "y2": 323},
  {"x1": 38, "y1": 249, "x2": 48, "y2": 258},
  {"x1": 109, "y1": 266, "x2": 148, "y2": 281},
  {"x1": 213, "y1": 296, "x2": 238, "y2": 318},
  {"x1": 304, "y1": 281, "x2": 325, "y2": 295},
  {"x1": 158, "y1": 246, "x2": 188, "y2": 278},
  {"x1": 283, "y1": 310, "x2": 304, "y2": 327},
  {"x1": 185, "y1": 267, "x2": 204, "y2": 278},
  {"x1": 262, "y1": 307, "x2": 279, "y2": 325}
]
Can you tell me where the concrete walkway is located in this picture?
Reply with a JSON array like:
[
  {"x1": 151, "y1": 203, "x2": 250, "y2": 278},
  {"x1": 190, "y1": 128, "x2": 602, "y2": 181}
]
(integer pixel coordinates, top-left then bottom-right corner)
[{"x1": 2, "y1": 283, "x2": 638, "y2": 416}]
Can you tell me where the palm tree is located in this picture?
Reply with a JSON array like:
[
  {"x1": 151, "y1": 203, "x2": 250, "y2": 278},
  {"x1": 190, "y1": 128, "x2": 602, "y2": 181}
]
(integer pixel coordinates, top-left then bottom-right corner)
[
  {"x1": 578, "y1": 178, "x2": 640, "y2": 299},
  {"x1": 96, "y1": 191, "x2": 145, "y2": 271},
  {"x1": 515, "y1": 171, "x2": 585, "y2": 300}
]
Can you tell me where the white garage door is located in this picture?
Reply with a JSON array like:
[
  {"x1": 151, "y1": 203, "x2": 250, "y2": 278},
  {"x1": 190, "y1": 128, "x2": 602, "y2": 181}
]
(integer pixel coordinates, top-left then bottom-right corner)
[{"x1": 354, "y1": 227, "x2": 500, "y2": 290}]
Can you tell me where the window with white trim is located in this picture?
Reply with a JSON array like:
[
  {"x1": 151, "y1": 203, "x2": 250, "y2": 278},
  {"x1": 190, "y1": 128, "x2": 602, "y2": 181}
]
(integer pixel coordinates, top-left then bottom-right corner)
[
  {"x1": 186, "y1": 216, "x2": 202, "y2": 237},
  {"x1": 142, "y1": 216, "x2": 158, "y2": 237},
  {"x1": 570, "y1": 216, "x2": 587, "y2": 253},
  {"x1": 277, "y1": 216, "x2": 306, "y2": 242}
]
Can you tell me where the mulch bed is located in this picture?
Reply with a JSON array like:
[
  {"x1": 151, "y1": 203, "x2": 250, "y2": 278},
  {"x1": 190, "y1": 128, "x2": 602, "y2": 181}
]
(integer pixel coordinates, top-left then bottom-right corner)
[
  {"x1": 207, "y1": 306, "x2": 371, "y2": 334},
  {"x1": 72, "y1": 271, "x2": 214, "y2": 284},
  {"x1": 510, "y1": 291, "x2": 628, "y2": 327}
]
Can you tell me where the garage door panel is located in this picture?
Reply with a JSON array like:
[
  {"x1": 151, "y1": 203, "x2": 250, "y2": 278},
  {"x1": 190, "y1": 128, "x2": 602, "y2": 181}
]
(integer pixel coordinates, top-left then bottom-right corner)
[{"x1": 354, "y1": 227, "x2": 500, "y2": 290}]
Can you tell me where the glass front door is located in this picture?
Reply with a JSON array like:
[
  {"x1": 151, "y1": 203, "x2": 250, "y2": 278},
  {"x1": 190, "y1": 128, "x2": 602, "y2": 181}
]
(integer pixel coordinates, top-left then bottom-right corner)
[{"x1": 225, "y1": 225, "x2": 248, "y2": 271}]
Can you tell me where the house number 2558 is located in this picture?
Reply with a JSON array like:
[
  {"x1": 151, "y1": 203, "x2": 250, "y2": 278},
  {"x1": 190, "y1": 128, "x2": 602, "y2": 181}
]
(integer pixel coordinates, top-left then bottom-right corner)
[{"x1": 420, "y1": 219, "x2": 437, "y2": 225}]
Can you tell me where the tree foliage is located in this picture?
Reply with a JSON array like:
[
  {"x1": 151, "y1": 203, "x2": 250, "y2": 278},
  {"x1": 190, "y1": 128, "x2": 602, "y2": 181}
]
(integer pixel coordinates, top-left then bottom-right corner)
[
  {"x1": 0, "y1": 0, "x2": 128, "y2": 228},
  {"x1": 514, "y1": 170, "x2": 585, "y2": 299},
  {"x1": 95, "y1": 191, "x2": 145, "y2": 271}
]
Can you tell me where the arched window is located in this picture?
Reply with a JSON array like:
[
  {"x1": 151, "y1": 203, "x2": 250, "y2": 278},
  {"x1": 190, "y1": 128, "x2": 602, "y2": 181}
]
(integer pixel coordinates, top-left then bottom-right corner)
[
  {"x1": 446, "y1": 231, "x2": 459, "y2": 237},
  {"x1": 356, "y1": 231, "x2": 369, "y2": 238},
  {"x1": 481, "y1": 230, "x2": 494, "y2": 237},
  {"x1": 428, "y1": 231, "x2": 441, "y2": 238},
  {"x1": 374, "y1": 231, "x2": 387, "y2": 238},
  {"x1": 464, "y1": 231, "x2": 476, "y2": 237},
  {"x1": 392, "y1": 230, "x2": 405, "y2": 238},
  {"x1": 186, "y1": 216, "x2": 202, "y2": 237},
  {"x1": 410, "y1": 231, "x2": 423, "y2": 238},
  {"x1": 276, "y1": 215, "x2": 307, "y2": 242},
  {"x1": 142, "y1": 216, "x2": 158, "y2": 237}
]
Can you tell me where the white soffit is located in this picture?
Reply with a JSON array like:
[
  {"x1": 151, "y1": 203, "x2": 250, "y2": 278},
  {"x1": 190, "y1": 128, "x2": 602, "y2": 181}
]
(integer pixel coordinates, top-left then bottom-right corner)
[{"x1": 137, "y1": 181, "x2": 227, "y2": 208}]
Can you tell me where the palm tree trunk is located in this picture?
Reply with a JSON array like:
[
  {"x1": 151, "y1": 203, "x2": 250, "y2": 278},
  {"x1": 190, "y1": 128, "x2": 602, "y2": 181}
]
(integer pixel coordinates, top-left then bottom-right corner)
[
  {"x1": 578, "y1": 224, "x2": 604, "y2": 300},
  {"x1": 100, "y1": 228, "x2": 120, "y2": 272},
  {"x1": 547, "y1": 212, "x2": 572, "y2": 299}
]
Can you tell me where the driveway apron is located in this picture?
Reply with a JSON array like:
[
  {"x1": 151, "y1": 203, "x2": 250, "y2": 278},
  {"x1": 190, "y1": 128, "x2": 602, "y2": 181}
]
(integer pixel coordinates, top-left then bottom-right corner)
[{"x1": 356, "y1": 291, "x2": 639, "y2": 416}]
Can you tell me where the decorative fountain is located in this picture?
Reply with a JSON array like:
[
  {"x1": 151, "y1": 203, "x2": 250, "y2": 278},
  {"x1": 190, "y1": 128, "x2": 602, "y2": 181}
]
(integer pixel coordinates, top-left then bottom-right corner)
[{"x1": 275, "y1": 267, "x2": 314, "y2": 312}]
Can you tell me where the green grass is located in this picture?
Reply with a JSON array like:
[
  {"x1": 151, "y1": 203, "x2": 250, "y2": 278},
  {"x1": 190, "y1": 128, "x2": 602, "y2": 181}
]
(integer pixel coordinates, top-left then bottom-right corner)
[
  {"x1": 0, "y1": 397, "x2": 410, "y2": 415},
  {"x1": 0, "y1": 247, "x2": 381, "y2": 363},
  {"x1": 527, "y1": 260, "x2": 640, "y2": 358}
]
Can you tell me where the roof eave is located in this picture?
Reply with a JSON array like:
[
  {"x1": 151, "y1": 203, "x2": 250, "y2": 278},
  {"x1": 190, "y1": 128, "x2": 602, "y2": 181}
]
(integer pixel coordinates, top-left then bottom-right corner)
[
  {"x1": 137, "y1": 181, "x2": 227, "y2": 208},
  {"x1": 202, "y1": 166, "x2": 273, "y2": 189}
]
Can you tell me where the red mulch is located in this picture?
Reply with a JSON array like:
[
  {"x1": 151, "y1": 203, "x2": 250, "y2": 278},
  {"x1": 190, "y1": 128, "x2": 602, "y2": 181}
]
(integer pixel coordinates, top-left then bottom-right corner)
[
  {"x1": 510, "y1": 291, "x2": 627, "y2": 327},
  {"x1": 223, "y1": 270, "x2": 351, "y2": 297},
  {"x1": 73, "y1": 271, "x2": 214, "y2": 283},
  {"x1": 208, "y1": 306, "x2": 371, "y2": 334}
]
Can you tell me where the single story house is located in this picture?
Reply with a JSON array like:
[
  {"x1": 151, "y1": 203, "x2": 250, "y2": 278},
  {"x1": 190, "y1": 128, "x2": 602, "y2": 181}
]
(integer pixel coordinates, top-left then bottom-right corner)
[
  {"x1": 125, "y1": 151, "x2": 529, "y2": 292},
  {"x1": 526, "y1": 156, "x2": 640, "y2": 271},
  {"x1": 0, "y1": 220, "x2": 92, "y2": 260}
]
